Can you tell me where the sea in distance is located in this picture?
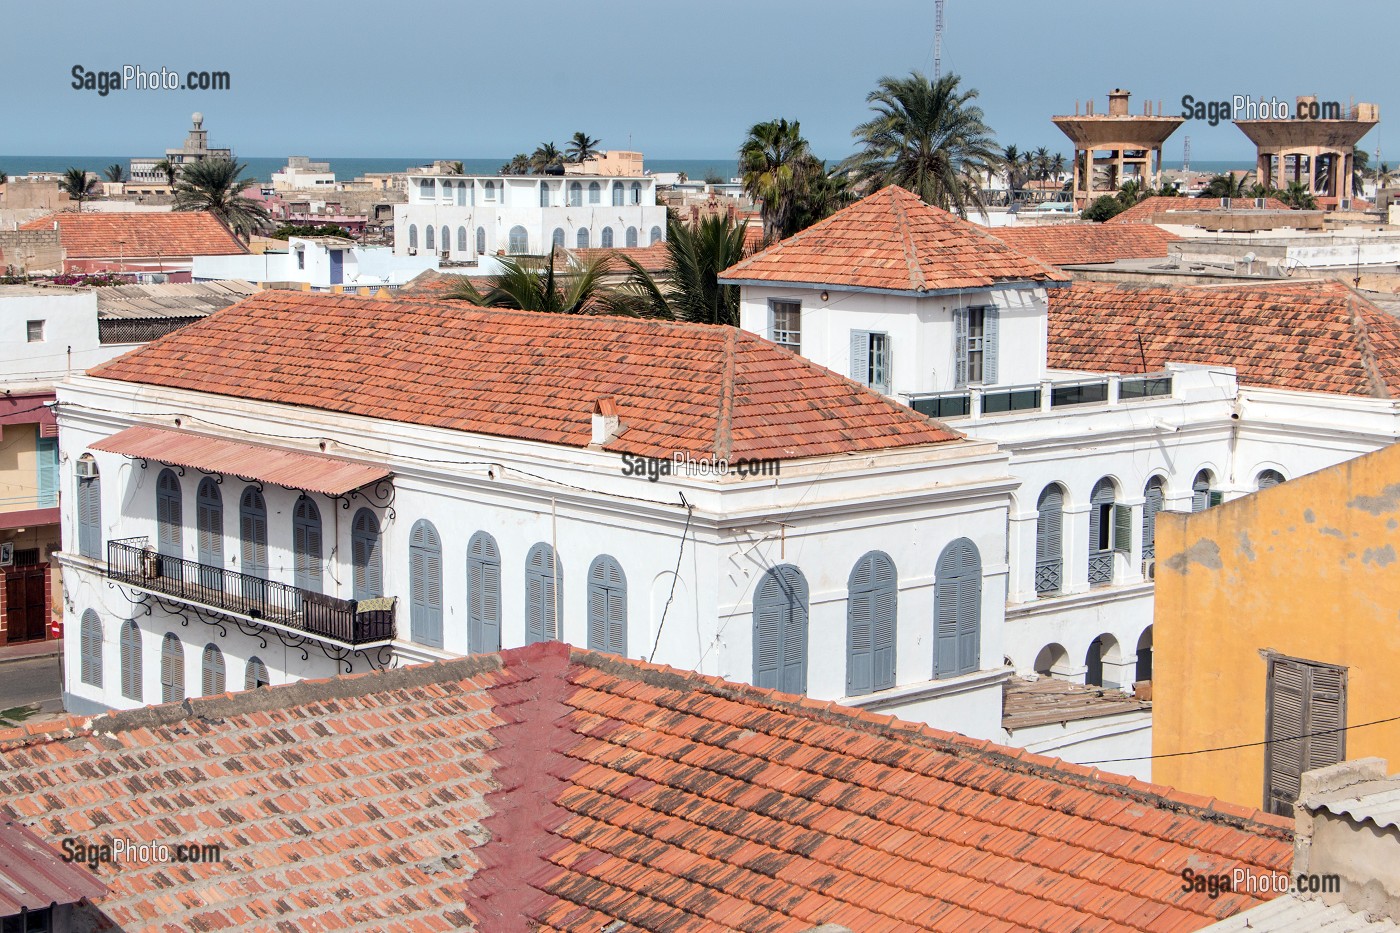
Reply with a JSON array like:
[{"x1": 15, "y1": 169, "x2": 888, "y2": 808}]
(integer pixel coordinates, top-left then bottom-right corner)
[{"x1": 0, "y1": 155, "x2": 1253, "y2": 183}]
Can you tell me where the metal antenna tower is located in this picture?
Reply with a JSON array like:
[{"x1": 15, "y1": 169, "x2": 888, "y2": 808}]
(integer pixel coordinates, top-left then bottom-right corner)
[
  {"x1": 1182, "y1": 135, "x2": 1191, "y2": 174},
  {"x1": 934, "y1": 0, "x2": 944, "y2": 80}
]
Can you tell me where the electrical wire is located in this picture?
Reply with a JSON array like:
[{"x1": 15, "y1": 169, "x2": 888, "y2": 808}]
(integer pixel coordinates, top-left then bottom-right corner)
[
  {"x1": 648, "y1": 493, "x2": 693, "y2": 663},
  {"x1": 1080, "y1": 713, "x2": 1400, "y2": 766}
]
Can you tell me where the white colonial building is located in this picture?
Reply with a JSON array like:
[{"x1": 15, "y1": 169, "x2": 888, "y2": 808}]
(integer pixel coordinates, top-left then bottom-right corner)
[
  {"x1": 392, "y1": 173, "x2": 667, "y2": 260},
  {"x1": 193, "y1": 236, "x2": 439, "y2": 290}
]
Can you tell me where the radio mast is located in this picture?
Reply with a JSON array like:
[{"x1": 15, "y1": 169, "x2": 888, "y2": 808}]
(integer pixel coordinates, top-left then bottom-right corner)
[{"x1": 934, "y1": 0, "x2": 945, "y2": 80}]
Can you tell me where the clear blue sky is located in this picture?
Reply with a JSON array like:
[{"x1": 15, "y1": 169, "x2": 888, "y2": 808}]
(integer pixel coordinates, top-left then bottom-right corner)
[{"x1": 5, "y1": 0, "x2": 1393, "y2": 162}]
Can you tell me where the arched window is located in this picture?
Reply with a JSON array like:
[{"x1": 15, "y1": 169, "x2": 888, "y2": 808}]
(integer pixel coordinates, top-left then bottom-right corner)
[
  {"x1": 600, "y1": 227, "x2": 614, "y2": 248},
  {"x1": 552, "y1": 227, "x2": 565, "y2": 249},
  {"x1": 245, "y1": 656, "x2": 270, "y2": 690},
  {"x1": 408, "y1": 224, "x2": 418, "y2": 249},
  {"x1": 239, "y1": 487, "x2": 268, "y2": 607},
  {"x1": 196, "y1": 478, "x2": 223, "y2": 590},
  {"x1": 467, "y1": 532, "x2": 501, "y2": 654},
  {"x1": 425, "y1": 225, "x2": 435, "y2": 251},
  {"x1": 120, "y1": 620, "x2": 143, "y2": 701},
  {"x1": 630, "y1": 181, "x2": 642, "y2": 204},
  {"x1": 1192, "y1": 470, "x2": 1219, "y2": 512},
  {"x1": 753, "y1": 566, "x2": 808, "y2": 694},
  {"x1": 409, "y1": 520, "x2": 443, "y2": 648},
  {"x1": 539, "y1": 183, "x2": 551, "y2": 207},
  {"x1": 508, "y1": 225, "x2": 529, "y2": 254},
  {"x1": 440, "y1": 225, "x2": 450, "y2": 253},
  {"x1": 587, "y1": 555, "x2": 627, "y2": 656},
  {"x1": 588, "y1": 181, "x2": 601, "y2": 204},
  {"x1": 525, "y1": 543, "x2": 562, "y2": 644},
  {"x1": 1088, "y1": 478, "x2": 1121, "y2": 587},
  {"x1": 484, "y1": 180, "x2": 496, "y2": 201},
  {"x1": 155, "y1": 468, "x2": 183, "y2": 558},
  {"x1": 1086, "y1": 634, "x2": 1120, "y2": 688},
  {"x1": 80, "y1": 609, "x2": 102, "y2": 688},
  {"x1": 847, "y1": 551, "x2": 896, "y2": 696},
  {"x1": 160, "y1": 632, "x2": 183, "y2": 703},
  {"x1": 457, "y1": 226, "x2": 468, "y2": 253},
  {"x1": 934, "y1": 539, "x2": 981, "y2": 679},
  {"x1": 612, "y1": 182, "x2": 624, "y2": 206},
  {"x1": 1035, "y1": 484, "x2": 1065, "y2": 595},
  {"x1": 77, "y1": 456, "x2": 102, "y2": 559},
  {"x1": 1135, "y1": 626, "x2": 1153, "y2": 683},
  {"x1": 625, "y1": 226, "x2": 638, "y2": 247},
  {"x1": 457, "y1": 181, "x2": 467, "y2": 206},
  {"x1": 201, "y1": 643, "x2": 225, "y2": 696},
  {"x1": 1142, "y1": 476, "x2": 1166, "y2": 563},
  {"x1": 576, "y1": 227, "x2": 590, "y2": 248},
  {"x1": 569, "y1": 181, "x2": 582, "y2": 206},
  {"x1": 649, "y1": 225, "x2": 663, "y2": 246},
  {"x1": 476, "y1": 227, "x2": 487, "y2": 255},
  {"x1": 351, "y1": 508, "x2": 383, "y2": 601},
  {"x1": 1256, "y1": 469, "x2": 1286, "y2": 490},
  {"x1": 292, "y1": 497, "x2": 323, "y2": 594}
]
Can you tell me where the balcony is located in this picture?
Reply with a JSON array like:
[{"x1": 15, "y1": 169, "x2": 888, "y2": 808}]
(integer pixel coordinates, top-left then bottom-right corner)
[{"x1": 106, "y1": 537, "x2": 394, "y2": 647}]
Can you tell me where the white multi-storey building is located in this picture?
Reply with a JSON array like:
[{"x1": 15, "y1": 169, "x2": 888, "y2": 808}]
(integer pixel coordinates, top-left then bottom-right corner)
[{"x1": 392, "y1": 174, "x2": 668, "y2": 260}]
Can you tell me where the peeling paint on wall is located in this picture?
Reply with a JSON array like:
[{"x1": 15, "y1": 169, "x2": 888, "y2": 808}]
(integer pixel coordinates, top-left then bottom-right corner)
[
  {"x1": 1348, "y1": 483, "x2": 1400, "y2": 516},
  {"x1": 1304, "y1": 509, "x2": 1315, "y2": 524},
  {"x1": 1362, "y1": 544, "x2": 1397, "y2": 568},
  {"x1": 1238, "y1": 531, "x2": 1256, "y2": 562},
  {"x1": 1320, "y1": 526, "x2": 1345, "y2": 538},
  {"x1": 1163, "y1": 538, "x2": 1222, "y2": 574}
]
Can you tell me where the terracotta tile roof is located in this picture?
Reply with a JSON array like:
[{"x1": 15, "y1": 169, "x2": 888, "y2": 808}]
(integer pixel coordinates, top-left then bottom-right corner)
[
  {"x1": 89, "y1": 290, "x2": 959, "y2": 461},
  {"x1": 1107, "y1": 197, "x2": 1292, "y2": 225},
  {"x1": 991, "y1": 224, "x2": 1182, "y2": 266},
  {"x1": 0, "y1": 644, "x2": 1294, "y2": 933},
  {"x1": 1048, "y1": 279, "x2": 1400, "y2": 397},
  {"x1": 568, "y1": 244, "x2": 669, "y2": 273},
  {"x1": 0, "y1": 819, "x2": 107, "y2": 914},
  {"x1": 18, "y1": 211, "x2": 247, "y2": 258},
  {"x1": 721, "y1": 186, "x2": 1070, "y2": 292}
]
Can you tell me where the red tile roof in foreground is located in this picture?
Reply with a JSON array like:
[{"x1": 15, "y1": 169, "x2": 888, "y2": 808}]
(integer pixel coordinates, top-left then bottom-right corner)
[
  {"x1": 990, "y1": 224, "x2": 1182, "y2": 266},
  {"x1": 0, "y1": 819, "x2": 107, "y2": 915},
  {"x1": 1049, "y1": 280, "x2": 1400, "y2": 397},
  {"x1": 19, "y1": 210, "x2": 248, "y2": 258},
  {"x1": 0, "y1": 644, "x2": 1293, "y2": 933},
  {"x1": 90, "y1": 290, "x2": 959, "y2": 461},
  {"x1": 721, "y1": 185, "x2": 1070, "y2": 292},
  {"x1": 1107, "y1": 196, "x2": 1291, "y2": 225}
]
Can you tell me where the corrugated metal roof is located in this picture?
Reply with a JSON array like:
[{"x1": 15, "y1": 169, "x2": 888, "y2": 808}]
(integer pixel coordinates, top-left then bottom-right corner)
[
  {"x1": 89, "y1": 425, "x2": 391, "y2": 496},
  {"x1": 0, "y1": 820, "x2": 107, "y2": 915},
  {"x1": 94, "y1": 280, "x2": 261, "y2": 320},
  {"x1": 1310, "y1": 780, "x2": 1400, "y2": 831},
  {"x1": 1204, "y1": 894, "x2": 1400, "y2": 931}
]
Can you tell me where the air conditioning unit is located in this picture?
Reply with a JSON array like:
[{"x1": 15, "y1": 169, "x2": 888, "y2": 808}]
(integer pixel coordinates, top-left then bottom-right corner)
[
  {"x1": 440, "y1": 249, "x2": 449, "y2": 259},
  {"x1": 1143, "y1": 559, "x2": 1156, "y2": 580},
  {"x1": 1340, "y1": 198, "x2": 1353, "y2": 210},
  {"x1": 75, "y1": 458, "x2": 99, "y2": 479},
  {"x1": 408, "y1": 247, "x2": 417, "y2": 256}
]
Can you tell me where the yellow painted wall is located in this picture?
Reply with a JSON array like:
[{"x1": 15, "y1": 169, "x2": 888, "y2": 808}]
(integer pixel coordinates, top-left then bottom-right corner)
[
  {"x1": 0, "y1": 423, "x2": 41, "y2": 513},
  {"x1": 1153, "y1": 442, "x2": 1400, "y2": 808}
]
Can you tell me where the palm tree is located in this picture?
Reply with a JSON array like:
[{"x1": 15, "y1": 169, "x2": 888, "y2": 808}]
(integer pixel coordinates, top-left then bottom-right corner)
[
  {"x1": 1117, "y1": 179, "x2": 1145, "y2": 208},
  {"x1": 1377, "y1": 162, "x2": 1395, "y2": 190},
  {"x1": 739, "y1": 118, "x2": 819, "y2": 242},
  {"x1": 59, "y1": 167, "x2": 99, "y2": 211},
  {"x1": 172, "y1": 158, "x2": 269, "y2": 236},
  {"x1": 1033, "y1": 147, "x2": 1051, "y2": 184},
  {"x1": 1280, "y1": 181, "x2": 1318, "y2": 210},
  {"x1": 840, "y1": 71, "x2": 1000, "y2": 218},
  {"x1": 446, "y1": 160, "x2": 465, "y2": 175},
  {"x1": 614, "y1": 215, "x2": 751, "y2": 325},
  {"x1": 1352, "y1": 147, "x2": 1370, "y2": 197},
  {"x1": 566, "y1": 132, "x2": 602, "y2": 163},
  {"x1": 529, "y1": 142, "x2": 563, "y2": 174},
  {"x1": 0, "y1": 170, "x2": 8, "y2": 185},
  {"x1": 1049, "y1": 153, "x2": 1066, "y2": 183},
  {"x1": 1001, "y1": 145, "x2": 1021, "y2": 192},
  {"x1": 790, "y1": 165, "x2": 855, "y2": 234},
  {"x1": 103, "y1": 163, "x2": 126, "y2": 183},
  {"x1": 153, "y1": 159, "x2": 177, "y2": 187},
  {"x1": 443, "y1": 253, "x2": 624, "y2": 315},
  {"x1": 499, "y1": 154, "x2": 531, "y2": 176},
  {"x1": 1200, "y1": 173, "x2": 1251, "y2": 199}
]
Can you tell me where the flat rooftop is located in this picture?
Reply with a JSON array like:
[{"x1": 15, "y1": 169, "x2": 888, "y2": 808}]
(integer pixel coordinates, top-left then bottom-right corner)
[{"x1": 1003, "y1": 677, "x2": 1152, "y2": 731}]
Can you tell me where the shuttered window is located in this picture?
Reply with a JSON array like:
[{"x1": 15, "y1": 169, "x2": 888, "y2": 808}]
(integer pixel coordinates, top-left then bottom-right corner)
[
  {"x1": 601, "y1": 227, "x2": 614, "y2": 248},
  {"x1": 441, "y1": 226, "x2": 450, "y2": 255},
  {"x1": 569, "y1": 181, "x2": 582, "y2": 206},
  {"x1": 196, "y1": 478, "x2": 223, "y2": 590},
  {"x1": 934, "y1": 539, "x2": 981, "y2": 679},
  {"x1": 201, "y1": 643, "x2": 225, "y2": 696},
  {"x1": 245, "y1": 656, "x2": 269, "y2": 690},
  {"x1": 458, "y1": 226, "x2": 468, "y2": 253},
  {"x1": 525, "y1": 543, "x2": 562, "y2": 645},
  {"x1": 586, "y1": 556, "x2": 628, "y2": 656},
  {"x1": 292, "y1": 497, "x2": 323, "y2": 594},
  {"x1": 155, "y1": 469, "x2": 183, "y2": 558},
  {"x1": 953, "y1": 307, "x2": 995, "y2": 387},
  {"x1": 847, "y1": 551, "x2": 897, "y2": 696},
  {"x1": 477, "y1": 227, "x2": 486, "y2": 255},
  {"x1": 1142, "y1": 477, "x2": 1166, "y2": 562},
  {"x1": 160, "y1": 632, "x2": 183, "y2": 703},
  {"x1": 120, "y1": 620, "x2": 142, "y2": 701},
  {"x1": 612, "y1": 182, "x2": 624, "y2": 206},
  {"x1": 77, "y1": 462, "x2": 102, "y2": 560},
  {"x1": 625, "y1": 227, "x2": 638, "y2": 248},
  {"x1": 239, "y1": 487, "x2": 269, "y2": 609},
  {"x1": 1191, "y1": 470, "x2": 1217, "y2": 512},
  {"x1": 467, "y1": 532, "x2": 501, "y2": 654},
  {"x1": 577, "y1": 227, "x2": 590, "y2": 249},
  {"x1": 753, "y1": 565, "x2": 809, "y2": 695},
  {"x1": 80, "y1": 609, "x2": 102, "y2": 688},
  {"x1": 588, "y1": 181, "x2": 601, "y2": 204},
  {"x1": 1088, "y1": 479, "x2": 1116, "y2": 586},
  {"x1": 850, "y1": 331, "x2": 892, "y2": 394},
  {"x1": 1265, "y1": 655, "x2": 1347, "y2": 817},
  {"x1": 409, "y1": 520, "x2": 444, "y2": 649},
  {"x1": 36, "y1": 436, "x2": 58, "y2": 508},
  {"x1": 552, "y1": 227, "x2": 566, "y2": 249},
  {"x1": 650, "y1": 226, "x2": 663, "y2": 245},
  {"x1": 508, "y1": 226, "x2": 529, "y2": 254},
  {"x1": 1035, "y1": 485, "x2": 1064, "y2": 595},
  {"x1": 351, "y1": 509, "x2": 383, "y2": 601},
  {"x1": 1256, "y1": 469, "x2": 1285, "y2": 490},
  {"x1": 982, "y1": 308, "x2": 1000, "y2": 384}
]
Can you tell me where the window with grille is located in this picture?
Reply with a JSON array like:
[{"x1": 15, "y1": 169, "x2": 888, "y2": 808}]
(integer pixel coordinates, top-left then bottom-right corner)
[
  {"x1": 1035, "y1": 485, "x2": 1064, "y2": 595},
  {"x1": 770, "y1": 300, "x2": 801, "y2": 353}
]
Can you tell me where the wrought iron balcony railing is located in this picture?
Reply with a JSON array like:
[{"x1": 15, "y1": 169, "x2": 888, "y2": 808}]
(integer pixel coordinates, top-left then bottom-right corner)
[{"x1": 106, "y1": 537, "x2": 394, "y2": 647}]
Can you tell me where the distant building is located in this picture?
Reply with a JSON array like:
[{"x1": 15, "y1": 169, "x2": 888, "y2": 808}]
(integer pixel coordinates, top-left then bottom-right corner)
[
  {"x1": 1236, "y1": 97, "x2": 1379, "y2": 209},
  {"x1": 193, "y1": 236, "x2": 438, "y2": 290},
  {"x1": 270, "y1": 156, "x2": 335, "y2": 191},
  {"x1": 563, "y1": 149, "x2": 645, "y2": 176},
  {"x1": 129, "y1": 112, "x2": 234, "y2": 185},
  {"x1": 1053, "y1": 89, "x2": 1185, "y2": 208},
  {"x1": 16, "y1": 211, "x2": 248, "y2": 279}
]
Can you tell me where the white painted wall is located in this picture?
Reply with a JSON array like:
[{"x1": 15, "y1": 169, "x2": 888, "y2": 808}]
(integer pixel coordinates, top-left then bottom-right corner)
[
  {"x1": 1002, "y1": 708, "x2": 1153, "y2": 782},
  {"x1": 192, "y1": 240, "x2": 439, "y2": 289},
  {"x1": 0, "y1": 287, "x2": 129, "y2": 386}
]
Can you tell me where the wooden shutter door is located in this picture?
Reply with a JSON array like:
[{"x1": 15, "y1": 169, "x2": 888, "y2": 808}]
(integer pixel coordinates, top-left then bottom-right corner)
[
  {"x1": 588, "y1": 579, "x2": 608, "y2": 651},
  {"x1": 871, "y1": 561, "x2": 897, "y2": 691},
  {"x1": 850, "y1": 330, "x2": 870, "y2": 386},
  {"x1": 934, "y1": 574, "x2": 959, "y2": 679},
  {"x1": 1306, "y1": 665, "x2": 1347, "y2": 772},
  {"x1": 196, "y1": 481, "x2": 223, "y2": 590},
  {"x1": 953, "y1": 309, "x2": 969, "y2": 387},
  {"x1": 982, "y1": 308, "x2": 1000, "y2": 384},
  {"x1": 79, "y1": 476, "x2": 102, "y2": 560},
  {"x1": 777, "y1": 569, "x2": 808, "y2": 696},
  {"x1": 121, "y1": 623, "x2": 141, "y2": 701},
  {"x1": 847, "y1": 586, "x2": 873, "y2": 695},
  {"x1": 470, "y1": 535, "x2": 501, "y2": 654},
  {"x1": 1266, "y1": 657, "x2": 1307, "y2": 816},
  {"x1": 482, "y1": 558, "x2": 501, "y2": 652},
  {"x1": 1035, "y1": 487, "x2": 1063, "y2": 594},
  {"x1": 1142, "y1": 480, "x2": 1164, "y2": 561},
  {"x1": 468, "y1": 557, "x2": 486, "y2": 653},
  {"x1": 410, "y1": 523, "x2": 443, "y2": 649},
  {"x1": 526, "y1": 550, "x2": 545, "y2": 645},
  {"x1": 754, "y1": 579, "x2": 783, "y2": 690},
  {"x1": 956, "y1": 572, "x2": 980, "y2": 675},
  {"x1": 156, "y1": 471, "x2": 182, "y2": 558},
  {"x1": 81, "y1": 611, "x2": 102, "y2": 688}
]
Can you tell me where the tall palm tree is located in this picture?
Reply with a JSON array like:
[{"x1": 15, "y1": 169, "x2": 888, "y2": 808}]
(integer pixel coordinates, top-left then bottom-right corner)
[
  {"x1": 153, "y1": 159, "x2": 177, "y2": 187},
  {"x1": 443, "y1": 253, "x2": 624, "y2": 315},
  {"x1": 1033, "y1": 147, "x2": 1051, "y2": 183},
  {"x1": 1377, "y1": 162, "x2": 1395, "y2": 189},
  {"x1": 1117, "y1": 179, "x2": 1145, "y2": 207},
  {"x1": 1200, "y1": 173, "x2": 1251, "y2": 199},
  {"x1": 530, "y1": 142, "x2": 563, "y2": 174},
  {"x1": 739, "y1": 118, "x2": 819, "y2": 241},
  {"x1": 614, "y1": 215, "x2": 751, "y2": 325},
  {"x1": 173, "y1": 158, "x2": 269, "y2": 236},
  {"x1": 840, "y1": 71, "x2": 1000, "y2": 218},
  {"x1": 59, "y1": 167, "x2": 99, "y2": 211},
  {"x1": 566, "y1": 132, "x2": 602, "y2": 163},
  {"x1": 790, "y1": 165, "x2": 855, "y2": 234},
  {"x1": 1002, "y1": 145, "x2": 1022, "y2": 191},
  {"x1": 103, "y1": 163, "x2": 126, "y2": 183},
  {"x1": 1281, "y1": 181, "x2": 1318, "y2": 210},
  {"x1": 1352, "y1": 147, "x2": 1370, "y2": 197},
  {"x1": 1049, "y1": 152, "x2": 1066, "y2": 183},
  {"x1": 499, "y1": 154, "x2": 531, "y2": 175}
]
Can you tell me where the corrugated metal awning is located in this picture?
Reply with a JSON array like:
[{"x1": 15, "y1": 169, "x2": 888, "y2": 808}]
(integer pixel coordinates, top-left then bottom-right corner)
[
  {"x1": 0, "y1": 820, "x2": 107, "y2": 915},
  {"x1": 90, "y1": 425, "x2": 391, "y2": 496}
]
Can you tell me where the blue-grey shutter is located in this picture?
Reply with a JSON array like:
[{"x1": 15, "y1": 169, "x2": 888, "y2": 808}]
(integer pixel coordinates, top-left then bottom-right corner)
[
  {"x1": 753, "y1": 566, "x2": 808, "y2": 695},
  {"x1": 121, "y1": 621, "x2": 142, "y2": 701},
  {"x1": 935, "y1": 539, "x2": 981, "y2": 678},
  {"x1": 1257, "y1": 470, "x2": 1284, "y2": 490},
  {"x1": 1266, "y1": 657, "x2": 1308, "y2": 815},
  {"x1": 160, "y1": 632, "x2": 183, "y2": 703},
  {"x1": 1142, "y1": 479, "x2": 1165, "y2": 561},
  {"x1": 1113, "y1": 504, "x2": 1133, "y2": 555},
  {"x1": 576, "y1": 228, "x2": 589, "y2": 248},
  {"x1": 468, "y1": 532, "x2": 501, "y2": 653},
  {"x1": 409, "y1": 520, "x2": 443, "y2": 648},
  {"x1": 80, "y1": 609, "x2": 102, "y2": 688},
  {"x1": 982, "y1": 307, "x2": 1000, "y2": 385},
  {"x1": 292, "y1": 497, "x2": 323, "y2": 594},
  {"x1": 953, "y1": 308, "x2": 969, "y2": 387},
  {"x1": 201, "y1": 643, "x2": 225, "y2": 696},
  {"x1": 156, "y1": 469, "x2": 183, "y2": 558},
  {"x1": 244, "y1": 656, "x2": 269, "y2": 690},
  {"x1": 36, "y1": 436, "x2": 58, "y2": 508},
  {"x1": 1035, "y1": 485, "x2": 1063, "y2": 595},
  {"x1": 525, "y1": 544, "x2": 559, "y2": 644},
  {"x1": 1192, "y1": 472, "x2": 1211, "y2": 512},
  {"x1": 754, "y1": 586, "x2": 783, "y2": 689},
  {"x1": 1088, "y1": 479, "x2": 1115, "y2": 585},
  {"x1": 78, "y1": 472, "x2": 102, "y2": 560},
  {"x1": 587, "y1": 556, "x2": 627, "y2": 655},
  {"x1": 458, "y1": 227, "x2": 468, "y2": 252},
  {"x1": 850, "y1": 330, "x2": 870, "y2": 387},
  {"x1": 847, "y1": 582, "x2": 873, "y2": 695},
  {"x1": 239, "y1": 487, "x2": 268, "y2": 609},
  {"x1": 847, "y1": 552, "x2": 897, "y2": 696},
  {"x1": 476, "y1": 227, "x2": 486, "y2": 255},
  {"x1": 196, "y1": 479, "x2": 223, "y2": 590},
  {"x1": 351, "y1": 509, "x2": 383, "y2": 601},
  {"x1": 601, "y1": 228, "x2": 614, "y2": 248}
]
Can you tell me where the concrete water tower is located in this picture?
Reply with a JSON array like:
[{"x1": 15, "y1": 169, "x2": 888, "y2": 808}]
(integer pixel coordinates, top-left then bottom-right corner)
[
  {"x1": 1053, "y1": 89, "x2": 1184, "y2": 208},
  {"x1": 1234, "y1": 97, "x2": 1379, "y2": 206}
]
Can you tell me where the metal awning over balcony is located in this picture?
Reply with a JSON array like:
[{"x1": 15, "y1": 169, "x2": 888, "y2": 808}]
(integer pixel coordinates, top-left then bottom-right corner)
[{"x1": 90, "y1": 425, "x2": 391, "y2": 496}]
